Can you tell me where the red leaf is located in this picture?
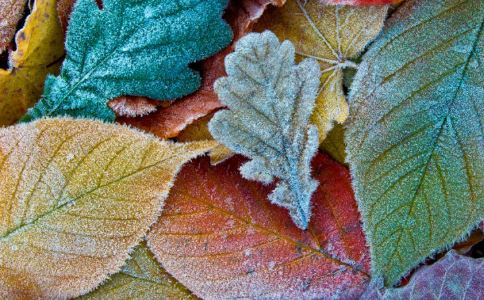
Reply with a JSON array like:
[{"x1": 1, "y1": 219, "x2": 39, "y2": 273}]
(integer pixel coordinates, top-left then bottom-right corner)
[
  {"x1": 147, "y1": 153, "x2": 370, "y2": 298},
  {"x1": 118, "y1": 0, "x2": 286, "y2": 138}
]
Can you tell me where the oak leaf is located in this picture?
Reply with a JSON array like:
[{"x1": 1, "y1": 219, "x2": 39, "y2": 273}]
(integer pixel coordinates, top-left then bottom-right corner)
[
  {"x1": 0, "y1": 118, "x2": 215, "y2": 298},
  {"x1": 346, "y1": 0, "x2": 484, "y2": 286},
  {"x1": 147, "y1": 154, "x2": 370, "y2": 299},
  {"x1": 118, "y1": 0, "x2": 286, "y2": 136},
  {"x1": 0, "y1": 0, "x2": 64, "y2": 125},
  {"x1": 255, "y1": 0, "x2": 388, "y2": 142}
]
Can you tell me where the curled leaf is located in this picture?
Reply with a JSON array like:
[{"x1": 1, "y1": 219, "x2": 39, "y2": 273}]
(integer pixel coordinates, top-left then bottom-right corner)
[
  {"x1": 209, "y1": 31, "x2": 320, "y2": 229},
  {"x1": 256, "y1": 0, "x2": 388, "y2": 142},
  {"x1": 147, "y1": 154, "x2": 370, "y2": 299},
  {"x1": 0, "y1": 118, "x2": 215, "y2": 298},
  {"x1": 0, "y1": 0, "x2": 64, "y2": 125},
  {"x1": 22, "y1": 0, "x2": 233, "y2": 122},
  {"x1": 346, "y1": 0, "x2": 484, "y2": 286},
  {"x1": 119, "y1": 0, "x2": 286, "y2": 136}
]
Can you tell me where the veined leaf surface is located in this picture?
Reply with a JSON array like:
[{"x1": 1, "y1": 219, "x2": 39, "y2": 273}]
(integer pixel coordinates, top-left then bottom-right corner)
[
  {"x1": 0, "y1": 118, "x2": 214, "y2": 298},
  {"x1": 346, "y1": 0, "x2": 484, "y2": 286}
]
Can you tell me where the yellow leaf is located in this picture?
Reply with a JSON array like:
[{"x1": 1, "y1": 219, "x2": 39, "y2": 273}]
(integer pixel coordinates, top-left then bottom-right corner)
[
  {"x1": 81, "y1": 243, "x2": 197, "y2": 300},
  {"x1": 0, "y1": 0, "x2": 64, "y2": 125},
  {"x1": 178, "y1": 115, "x2": 234, "y2": 165},
  {"x1": 256, "y1": 0, "x2": 387, "y2": 142},
  {"x1": 0, "y1": 118, "x2": 215, "y2": 299}
]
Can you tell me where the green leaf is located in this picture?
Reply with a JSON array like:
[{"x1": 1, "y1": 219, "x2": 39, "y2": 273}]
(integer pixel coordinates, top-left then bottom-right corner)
[
  {"x1": 208, "y1": 31, "x2": 321, "y2": 230},
  {"x1": 346, "y1": 0, "x2": 483, "y2": 286},
  {"x1": 22, "y1": 0, "x2": 232, "y2": 122},
  {"x1": 80, "y1": 243, "x2": 197, "y2": 299}
]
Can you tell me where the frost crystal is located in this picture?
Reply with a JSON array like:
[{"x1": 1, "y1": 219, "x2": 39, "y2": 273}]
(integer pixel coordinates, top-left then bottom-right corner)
[{"x1": 209, "y1": 31, "x2": 321, "y2": 229}]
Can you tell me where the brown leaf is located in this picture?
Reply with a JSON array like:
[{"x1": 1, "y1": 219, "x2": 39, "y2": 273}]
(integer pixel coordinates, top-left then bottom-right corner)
[
  {"x1": 117, "y1": 0, "x2": 286, "y2": 138},
  {"x1": 0, "y1": 0, "x2": 27, "y2": 53}
]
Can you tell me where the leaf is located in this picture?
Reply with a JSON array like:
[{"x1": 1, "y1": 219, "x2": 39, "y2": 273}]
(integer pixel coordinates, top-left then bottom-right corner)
[
  {"x1": 80, "y1": 243, "x2": 197, "y2": 299},
  {"x1": 0, "y1": 118, "x2": 215, "y2": 298},
  {"x1": 147, "y1": 154, "x2": 370, "y2": 299},
  {"x1": 208, "y1": 31, "x2": 320, "y2": 229},
  {"x1": 0, "y1": 0, "x2": 27, "y2": 53},
  {"x1": 0, "y1": 0, "x2": 64, "y2": 125},
  {"x1": 321, "y1": 124, "x2": 347, "y2": 165},
  {"x1": 255, "y1": 0, "x2": 388, "y2": 142},
  {"x1": 119, "y1": 0, "x2": 286, "y2": 136},
  {"x1": 21, "y1": 0, "x2": 233, "y2": 122},
  {"x1": 321, "y1": 0, "x2": 400, "y2": 5},
  {"x1": 345, "y1": 0, "x2": 484, "y2": 286},
  {"x1": 177, "y1": 114, "x2": 234, "y2": 165},
  {"x1": 361, "y1": 251, "x2": 484, "y2": 299}
]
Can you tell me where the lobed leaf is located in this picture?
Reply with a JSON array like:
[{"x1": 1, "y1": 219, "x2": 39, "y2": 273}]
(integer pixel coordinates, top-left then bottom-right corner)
[
  {"x1": 0, "y1": 118, "x2": 215, "y2": 298},
  {"x1": 361, "y1": 251, "x2": 483, "y2": 299},
  {"x1": 147, "y1": 154, "x2": 370, "y2": 299},
  {"x1": 346, "y1": 0, "x2": 484, "y2": 286},
  {"x1": 22, "y1": 0, "x2": 232, "y2": 122},
  {"x1": 256, "y1": 0, "x2": 388, "y2": 142},
  {"x1": 209, "y1": 31, "x2": 320, "y2": 229},
  {"x1": 0, "y1": 0, "x2": 64, "y2": 125},
  {"x1": 81, "y1": 243, "x2": 196, "y2": 299}
]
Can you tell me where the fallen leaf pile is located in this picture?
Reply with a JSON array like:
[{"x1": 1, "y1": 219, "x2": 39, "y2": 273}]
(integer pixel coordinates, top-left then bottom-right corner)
[{"x1": 0, "y1": 0, "x2": 482, "y2": 298}]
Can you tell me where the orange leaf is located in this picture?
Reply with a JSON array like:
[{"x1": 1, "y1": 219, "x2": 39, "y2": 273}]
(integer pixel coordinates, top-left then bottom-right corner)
[
  {"x1": 147, "y1": 153, "x2": 370, "y2": 298},
  {"x1": 118, "y1": 0, "x2": 286, "y2": 138}
]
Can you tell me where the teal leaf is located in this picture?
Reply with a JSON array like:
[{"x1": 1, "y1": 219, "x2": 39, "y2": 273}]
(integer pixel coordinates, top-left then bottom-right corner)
[
  {"x1": 208, "y1": 31, "x2": 321, "y2": 230},
  {"x1": 361, "y1": 250, "x2": 484, "y2": 299},
  {"x1": 346, "y1": 0, "x2": 483, "y2": 286},
  {"x1": 22, "y1": 0, "x2": 232, "y2": 122}
]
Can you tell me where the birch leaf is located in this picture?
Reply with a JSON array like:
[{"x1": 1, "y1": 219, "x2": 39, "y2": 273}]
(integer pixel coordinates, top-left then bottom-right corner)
[
  {"x1": 208, "y1": 31, "x2": 320, "y2": 230},
  {"x1": 361, "y1": 251, "x2": 484, "y2": 299},
  {"x1": 81, "y1": 243, "x2": 196, "y2": 299},
  {"x1": 0, "y1": 0, "x2": 27, "y2": 53},
  {"x1": 346, "y1": 0, "x2": 484, "y2": 286},
  {"x1": 0, "y1": 0, "x2": 64, "y2": 125},
  {"x1": 256, "y1": 0, "x2": 387, "y2": 142},
  {"x1": 22, "y1": 0, "x2": 232, "y2": 122},
  {"x1": 0, "y1": 118, "x2": 215, "y2": 299}
]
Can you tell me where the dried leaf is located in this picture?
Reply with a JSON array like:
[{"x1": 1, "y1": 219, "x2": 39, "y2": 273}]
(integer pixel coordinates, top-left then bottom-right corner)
[
  {"x1": 0, "y1": 0, "x2": 27, "y2": 53},
  {"x1": 22, "y1": 0, "x2": 233, "y2": 122},
  {"x1": 345, "y1": 0, "x2": 484, "y2": 286},
  {"x1": 361, "y1": 251, "x2": 484, "y2": 299},
  {"x1": 119, "y1": 0, "x2": 286, "y2": 135},
  {"x1": 256, "y1": 0, "x2": 387, "y2": 142},
  {"x1": 147, "y1": 154, "x2": 370, "y2": 299},
  {"x1": 0, "y1": 0, "x2": 64, "y2": 125},
  {"x1": 81, "y1": 243, "x2": 197, "y2": 299},
  {"x1": 209, "y1": 31, "x2": 320, "y2": 229},
  {"x1": 0, "y1": 118, "x2": 215, "y2": 298}
]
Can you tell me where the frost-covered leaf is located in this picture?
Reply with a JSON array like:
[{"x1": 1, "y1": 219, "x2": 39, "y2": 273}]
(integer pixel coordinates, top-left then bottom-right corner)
[
  {"x1": 0, "y1": 0, "x2": 27, "y2": 53},
  {"x1": 147, "y1": 154, "x2": 370, "y2": 299},
  {"x1": 81, "y1": 243, "x2": 196, "y2": 299},
  {"x1": 321, "y1": 124, "x2": 346, "y2": 165},
  {"x1": 0, "y1": 0, "x2": 64, "y2": 125},
  {"x1": 256, "y1": 0, "x2": 387, "y2": 142},
  {"x1": 208, "y1": 31, "x2": 320, "y2": 229},
  {"x1": 108, "y1": 96, "x2": 159, "y2": 118},
  {"x1": 361, "y1": 251, "x2": 483, "y2": 299},
  {"x1": 120, "y1": 0, "x2": 286, "y2": 136},
  {"x1": 346, "y1": 0, "x2": 484, "y2": 286},
  {"x1": 0, "y1": 118, "x2": 215, "y2": 298},
  {"x1": 22, "y1": 0, "x2": 232, "y2": 122},
  {"x1": 322, "y1": 0, "x2": 399, "y2": 5}
]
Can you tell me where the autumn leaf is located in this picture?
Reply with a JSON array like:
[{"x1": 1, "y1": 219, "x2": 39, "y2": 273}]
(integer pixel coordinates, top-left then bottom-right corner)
[
  {"x1": 361, "y1": 251, "x2": 483, "y2": 299},
  {"x1": 0, "y1": 0, "x2": 27, "y2": 53},
  {"x1": 22, "y1": 0, "x2": 232, "y2": 122},
  {"x1": 320, "y1": 124, "x2": 346, "y2": 165},
  {"x1": 118, "y1": 0, "x2": 286, "y2": 137},
  {"x1": 177, "y1": 114, "x2": 234, "y2": 165},
  {"x1": 256, "y1": 0, "x2": 387, "y2": 142},
  {"x1": 209, "y1": 31, "x2": 321, "y2": 229},
  {"x1": 80, "y1": 243, "x2": 197, "y2": 299},
  {"x1": 0, "y1": 0, "x2": 64, "y2": 125},
  {"x1": 147, "y1": 154, "x2": 370, "y2": 298},
  {"x1": 322, "y1": 0, "x2": 400, "y2": 5},
  {"x1": 345, "y1": 0, "x2": 483, "y2": 286},
  {"x1": 0, "y1": 118, "x2": 215, "y2": 298}
]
